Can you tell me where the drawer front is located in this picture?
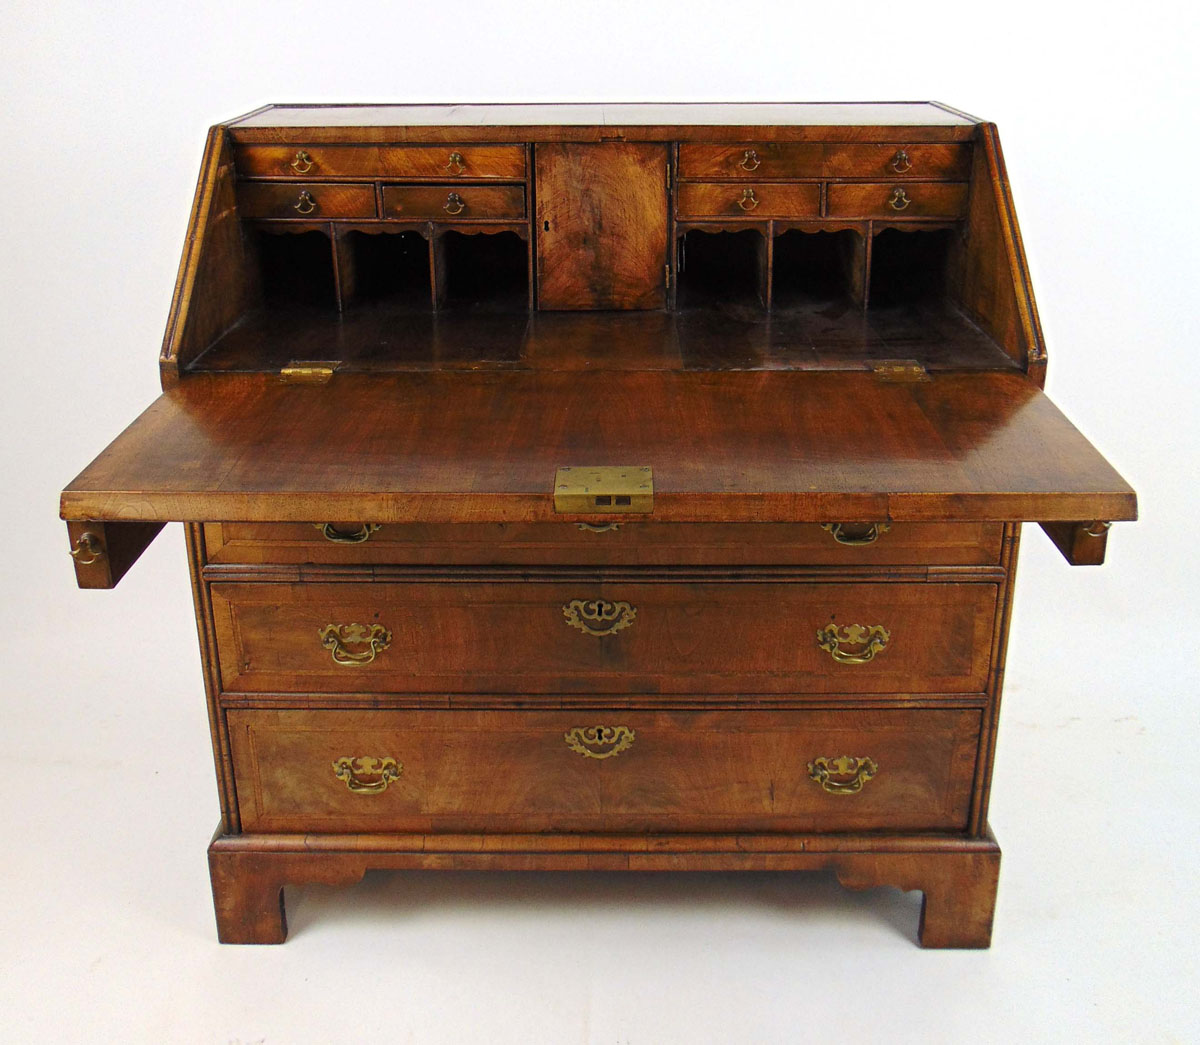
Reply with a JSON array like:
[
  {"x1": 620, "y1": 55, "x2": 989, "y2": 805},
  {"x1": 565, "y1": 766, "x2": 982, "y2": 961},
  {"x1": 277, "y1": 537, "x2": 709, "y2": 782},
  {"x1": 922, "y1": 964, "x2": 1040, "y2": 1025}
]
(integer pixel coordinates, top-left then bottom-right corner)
[
  {"x1": 826, "y1": 182, "x2": 968, "y2": 219},
  {"x1": 678, "y1": 182, "x2": 820, "y2": 219},
  {"x1": 822, "y1": 144, "x2": 971, "y2": 180},
  {"x1": 678, "y1": 143, "x2": 824, "y2": 180},
  {"x1": 237, "y1": 182, "x2": 377, "y2": 220},
  {"x1": 204, "y1": 521, "x2": 1004, "y2": 567},
  {"x1": 236, "y1": 144, "x2": 527, "y2": 180},
  {"x1": 228, "y1": 707, "x2": 981, "y2": 833},
  {"x1": 210, "y1": 580, "x2": 998, "y2": 695},
  {"x1": 381, "y1": 184, "x2": 525, "y2": 220}
]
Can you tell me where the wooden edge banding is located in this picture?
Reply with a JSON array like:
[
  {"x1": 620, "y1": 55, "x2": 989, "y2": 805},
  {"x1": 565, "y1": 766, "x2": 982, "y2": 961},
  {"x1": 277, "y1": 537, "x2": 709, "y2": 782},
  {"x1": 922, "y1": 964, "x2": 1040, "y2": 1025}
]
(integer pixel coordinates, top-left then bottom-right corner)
[
  {"x1": 1039, "y1": 521, "x2": 1111, "y2": 566},
  {"x1": 206, "y1": 828, "x2": 1000, "y2": 946},
  {"x1": 187, "y1": 524, "x2": 240, "y2": 834},
  {"x1": 66, "y1": 520, "x2": 165, "y2": 589}
]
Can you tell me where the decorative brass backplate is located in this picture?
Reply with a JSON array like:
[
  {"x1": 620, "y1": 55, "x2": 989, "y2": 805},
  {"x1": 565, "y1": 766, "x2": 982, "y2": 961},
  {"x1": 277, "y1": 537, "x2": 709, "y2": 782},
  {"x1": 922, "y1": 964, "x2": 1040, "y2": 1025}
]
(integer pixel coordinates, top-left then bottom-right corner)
[
  {"x1": 564, "y1": 726, "x2": 636, "y2": 760},
  {"x1": 554, "y1": 466, "x2": 653, "y2": 514},
  {"x1": 563, "y1": 599, "x2": 637, "y2": 636},
  {"x1": 332, "y1": 756, "x2": 402, "y2": 794},
  {"x1": 817, "y1": 623, "x2": 891, "y2": 664},
  {"x1": 807, "y1": 755, "x2": 879, "y2": 795},
  {"x1": 821, "y1": 522, "x2": 892, "y2": 546},
  {"x1": 313, "y1": 522, "x2": 382, "y2": 544},
  {"x1": 318, "y1": 623, "x2": 392, "y2": 666}
]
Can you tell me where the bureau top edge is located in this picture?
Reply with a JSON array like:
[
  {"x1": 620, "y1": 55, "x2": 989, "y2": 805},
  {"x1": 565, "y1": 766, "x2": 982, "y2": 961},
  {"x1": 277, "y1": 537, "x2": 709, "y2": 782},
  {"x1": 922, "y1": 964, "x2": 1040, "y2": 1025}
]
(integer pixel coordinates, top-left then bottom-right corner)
[{"x1": 224, "y1": 102, "x2": 981, "y2": 144}]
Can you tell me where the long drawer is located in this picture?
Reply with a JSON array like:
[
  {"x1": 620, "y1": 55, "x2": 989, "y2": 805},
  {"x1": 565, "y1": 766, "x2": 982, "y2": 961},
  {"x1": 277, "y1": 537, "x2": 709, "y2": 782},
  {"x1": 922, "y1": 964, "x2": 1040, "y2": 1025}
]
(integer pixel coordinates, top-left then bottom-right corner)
[
  {"x1": 235, "y1": 144, "x2": 527, "y2": 180},
  {"x1": 203, "y1": 521, "x2": 1004, "y2": 567},
  {"x1": 677, "y1": 143, "x2": 971, "y2": 180},
  {"x1": 210, "y1": 579, "x2": 998, "y2": 695},
  {"x1": 228, "y1": 707, "x2": 981, "y2": 833}
]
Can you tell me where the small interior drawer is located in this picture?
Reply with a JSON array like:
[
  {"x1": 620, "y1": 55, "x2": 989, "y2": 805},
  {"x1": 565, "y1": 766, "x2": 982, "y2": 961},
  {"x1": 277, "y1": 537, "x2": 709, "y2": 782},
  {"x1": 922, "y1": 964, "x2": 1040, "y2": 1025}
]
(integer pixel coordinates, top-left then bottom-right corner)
[
  {"x1": 228, "y1": 707, "x2": 982, "y2": 834},
  {"x1": 677, "y1": 182, "x2": 820, "y2": 219},
  {"x1": 236, "y1": 182, "x2": 377, "y2": 220},
  {"x1": 381, "y1": 184, "x2": 526, "y2": 220},
  {"x1": 235, "y1": 144, "x2": 527, "y2": 180},
  {"x1": 678, "y1": 143, "x2": 824, "y2": 180},
  {"x1": 822, "y1": 144, "x2": 971, "y2": 180},
  {"x1": 826, "y1": 182, "x2": 969, "y2": 219}
]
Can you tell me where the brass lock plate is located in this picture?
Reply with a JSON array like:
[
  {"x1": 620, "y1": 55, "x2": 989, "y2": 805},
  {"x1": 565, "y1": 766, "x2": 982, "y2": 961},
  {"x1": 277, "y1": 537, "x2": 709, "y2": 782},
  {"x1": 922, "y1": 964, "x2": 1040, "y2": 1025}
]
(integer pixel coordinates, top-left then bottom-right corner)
[{"x1": 554, "y1": 466, "x2": 653, "y2": 513}]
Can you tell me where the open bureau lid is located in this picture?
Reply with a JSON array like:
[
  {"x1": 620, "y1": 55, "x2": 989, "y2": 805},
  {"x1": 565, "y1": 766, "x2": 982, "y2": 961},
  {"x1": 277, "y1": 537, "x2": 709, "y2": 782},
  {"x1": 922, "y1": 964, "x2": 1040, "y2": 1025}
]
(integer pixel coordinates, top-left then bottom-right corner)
[{"x1": 60, "y1": 368, "x2": 1135, "y2": 584}]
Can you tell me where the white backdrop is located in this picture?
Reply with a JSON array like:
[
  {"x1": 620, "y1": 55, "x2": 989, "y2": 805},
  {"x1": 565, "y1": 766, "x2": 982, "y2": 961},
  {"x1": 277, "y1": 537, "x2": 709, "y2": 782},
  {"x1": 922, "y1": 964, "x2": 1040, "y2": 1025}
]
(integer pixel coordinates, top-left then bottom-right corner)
[{"x1": 1, "y1": 2, "x2": 1196, "y2": 1041}]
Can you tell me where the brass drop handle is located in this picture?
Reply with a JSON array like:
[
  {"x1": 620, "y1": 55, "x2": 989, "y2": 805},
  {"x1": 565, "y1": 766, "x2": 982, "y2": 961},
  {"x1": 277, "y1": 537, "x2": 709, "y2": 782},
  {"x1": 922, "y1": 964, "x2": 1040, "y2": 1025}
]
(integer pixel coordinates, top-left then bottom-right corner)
[
  {"x1": 576, "y1": 522, "x2": 621, "y2": 533},
  {"x1": 888, "y1": 187, "x2": 911, "y2": 211},
  {"x1": 293, "y1": 190, "x2": 317, "y2": 215},
  {"x1": 444, "y1": 151, "x2": 466, "y2": 174},
  {"x1": 808, "y1": 755, "x2": 878, "y2": 795},
  {"x1": 69, "y1": 531, "x2": 105, "y2": 565},
  {"x1": 290, "y1": 149, "x2": 314, "y2": 174},
  {"x1": 318, "y1": 623, "x2": 392, "y2": 666},
  {"x1": 332, "y1": 756, "x2": 402, "y2": 794},
  {"x1": 564, "y1": 726, "x2": 636, "y2": 760},
  {"x1": 563, "y1": 598, "x2": 637, "y2": 636},
  {"x1": 736, "y1": 188, "x2": 759, "y2": 211},
  {"x1": 313, "y1": 523, "x2": 382, "y2": 544},
  {"x1": 890, "y1": 149, "x2": 912, "y2": 174},
  {"x1": 817, "y1": 623, "x2": 891, "y2": 664},
  {"x1": 443, "y1": 192, "x2": 466, "y2": 215},
  {"x1": 739, "y1": 149, "x2": 761, "y2": 171},
  {"x1": 821, "y1": 522, "x2": 891, "y2": 546}
]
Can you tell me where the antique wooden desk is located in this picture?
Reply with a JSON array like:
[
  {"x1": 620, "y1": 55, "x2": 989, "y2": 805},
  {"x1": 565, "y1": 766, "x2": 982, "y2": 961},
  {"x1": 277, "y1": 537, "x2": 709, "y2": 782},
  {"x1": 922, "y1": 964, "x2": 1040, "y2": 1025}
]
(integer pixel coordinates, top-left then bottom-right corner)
[{"x1": 61, "y1": 103, "x2": 1136, "y2": 946}]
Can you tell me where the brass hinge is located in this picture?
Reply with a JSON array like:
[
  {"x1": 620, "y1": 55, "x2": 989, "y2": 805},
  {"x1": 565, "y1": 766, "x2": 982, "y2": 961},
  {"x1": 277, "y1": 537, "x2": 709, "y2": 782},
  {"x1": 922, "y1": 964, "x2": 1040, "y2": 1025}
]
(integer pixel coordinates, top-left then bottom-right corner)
[
  {"x1": 280, "y1": 360, "x2": 341, "y2": 384},
  {"x1": 871, "y1": 359, "x2": 929, "y2": 383},
  {"x1": 666, "y1": 163, "x2": 672, "y2": 190},
  {"x1": 554, "y1": 466, "x2": 653, "y2": 513}
]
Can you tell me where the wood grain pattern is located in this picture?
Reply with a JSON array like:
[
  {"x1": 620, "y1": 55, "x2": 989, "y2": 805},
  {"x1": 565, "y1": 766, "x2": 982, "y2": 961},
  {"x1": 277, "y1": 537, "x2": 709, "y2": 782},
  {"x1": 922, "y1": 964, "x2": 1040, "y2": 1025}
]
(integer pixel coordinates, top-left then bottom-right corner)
[
  {"x1": 677, "y1": 182, "x2": 820, "y2": 219},
  {"x1": 209, "y1": 578, "x2": 997, "y2": 695},
  {"x1": 678, "y1": 143, "x2": 970, "y2": 180},
  {"x1": 60, "y1": 371, "x2": 1137, "y2": 525},
  {"x1": 235, "y1": 143, "x2": 526, "y2": 180},
  {"x1": 236, "y1": 182, "x2": 377, "y2": 220},
  {"x1": 381, "y1": 184, "x2": 524, "y2": 220},
  {"x1": 536, "y1": 144, "x2": 668, "y2": 309},
  {"x1": 827, "y1": 183, "x2": 969, "y2": 219},
  {"x1": 227, "y1": 707, "x2": 981, "y2": 833}
]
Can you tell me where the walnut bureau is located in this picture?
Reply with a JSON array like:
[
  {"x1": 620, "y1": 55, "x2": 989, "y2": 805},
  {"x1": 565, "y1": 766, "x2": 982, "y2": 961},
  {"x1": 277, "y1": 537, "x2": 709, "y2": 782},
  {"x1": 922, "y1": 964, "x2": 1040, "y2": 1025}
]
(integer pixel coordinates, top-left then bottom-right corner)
[{"x1": 61, "y1": 103, "x2": 1136, "y2": 947}]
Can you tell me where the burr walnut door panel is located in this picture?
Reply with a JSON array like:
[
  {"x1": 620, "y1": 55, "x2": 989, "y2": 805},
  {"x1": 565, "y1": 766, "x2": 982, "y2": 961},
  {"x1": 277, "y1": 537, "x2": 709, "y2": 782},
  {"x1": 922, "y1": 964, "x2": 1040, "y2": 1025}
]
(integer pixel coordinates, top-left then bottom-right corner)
[{"x1": 535, "y1": 143, "x2": 669, "y2": 310}]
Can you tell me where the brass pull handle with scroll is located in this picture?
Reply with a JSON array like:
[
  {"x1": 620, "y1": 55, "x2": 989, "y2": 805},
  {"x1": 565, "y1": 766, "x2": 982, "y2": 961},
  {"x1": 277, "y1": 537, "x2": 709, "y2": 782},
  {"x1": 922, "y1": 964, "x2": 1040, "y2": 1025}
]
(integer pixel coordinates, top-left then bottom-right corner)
[
  {"x1": 576, "y1": 522, "x2": 621, "y2": 533},
  {"x1": 69, "y1": 531, "x2": 105, "y2": 565},
  {"x1": 739, "y1": 149, "x2": 761, "y2": 171},
  {"x1": 318, "y1": 623, "x2": 392, "y2": 666},
  {"x1": 314, "y1": 523, "x2": 382, "y2": 544},
  {"x1": 290, "y1": 150, "x2": 314, "y2": 174},
  {"x1": 564, "y1": 726, "x2": 636, "y2": 760},
  {"x1": 736, "y1": 188, "x2": 759, "y2": 211},
  {"x1": 888, "y1": 187, "x2": 911, "y2": 211},
  {"x1": 821, "y1": 522, "x2": 891, "y2": 546},
  {"x1": 890, "y1": 149, "x2": 912, "y2": 174},
  {"x1": 443, "y1": 192, "x2": 466, "y2": 215},
  {"x1": 293, "y1": 190, "x2": 317, "y2": 215},
  {"x1": 444, "y1": 151, "x2": 466, "y2": 174},
  {"x1": 332, "y1": 756, "x2": 402, "y2": 794},
  {"x1": 817, "y1": 623, "x2": 891, "y2": 664},
  {"x1": 807, "y1": 755, "x2": 878, "y2": 795}
]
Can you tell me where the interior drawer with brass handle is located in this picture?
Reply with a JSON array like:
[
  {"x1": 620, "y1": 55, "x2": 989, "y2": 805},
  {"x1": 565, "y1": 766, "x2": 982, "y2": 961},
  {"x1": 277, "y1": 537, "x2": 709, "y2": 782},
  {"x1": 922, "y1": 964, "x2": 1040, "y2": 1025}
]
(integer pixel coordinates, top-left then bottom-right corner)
[
  {"x1": 236, "y1": 182, "x2": 377, "y2": 219},
  {"x1": 826, "y1": 182, "x2": 969, "y2": 219},
  {"x1": 227, "y1": 707, "x2": 982, "y2": 833},
  {"x1": 821, "y1": 144, "x2": 971, "y2": 180},
  {"x1": 381, "y1": 184, "x2": 525, "y2": 220},
  {"x1": 235, "y1": 144, "x2": 527, "y2": 180},
  {"x1": 208, "y1": 579, "x2": 998, "y2": 696},
  {"x1": 202, "y1": 521, "x2": 1004, "y2": 567},
  {"x1": 677, "y1": 143, "x2": 825, "y2": 180},
  {"x1": 677, "y1": 182, "x2": 820, "y2": 219}
]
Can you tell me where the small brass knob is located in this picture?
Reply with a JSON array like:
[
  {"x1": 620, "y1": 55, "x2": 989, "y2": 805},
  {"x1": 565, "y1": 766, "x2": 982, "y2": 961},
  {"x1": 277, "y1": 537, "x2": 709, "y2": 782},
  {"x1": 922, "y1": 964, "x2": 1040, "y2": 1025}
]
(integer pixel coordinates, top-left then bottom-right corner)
[
  {"x1": 888, "y1": 187, "x2": 911, "y2": 211},
  {"x1": 443, "y1": 192, "x2": 466, "y2": 215},
  {"x1": 293, "y1": 190, "x2": 317, "y2": 215},
  {"x1": 290, "y1": 149, "x2": 314, "y2": 174},
  {"x1": 736, "y1": 188, "x2": 759, "y2": 211}
]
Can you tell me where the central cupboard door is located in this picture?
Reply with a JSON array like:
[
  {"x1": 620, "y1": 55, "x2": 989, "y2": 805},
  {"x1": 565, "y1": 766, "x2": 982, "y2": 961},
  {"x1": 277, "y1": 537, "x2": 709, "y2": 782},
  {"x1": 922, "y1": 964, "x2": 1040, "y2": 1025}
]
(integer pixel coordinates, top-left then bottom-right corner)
[{"x1": 535, "y1": 143, "x2": 669, "y2": 309}]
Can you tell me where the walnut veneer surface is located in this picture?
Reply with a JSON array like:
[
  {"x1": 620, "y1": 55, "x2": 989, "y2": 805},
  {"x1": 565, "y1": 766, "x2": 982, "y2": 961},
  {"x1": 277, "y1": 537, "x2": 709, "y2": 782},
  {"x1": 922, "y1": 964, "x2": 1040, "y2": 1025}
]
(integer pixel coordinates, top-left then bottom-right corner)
[{"x1": 61, "y1": 102, "x2": 1135, "y2": 947}]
